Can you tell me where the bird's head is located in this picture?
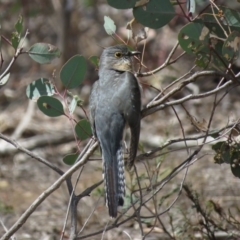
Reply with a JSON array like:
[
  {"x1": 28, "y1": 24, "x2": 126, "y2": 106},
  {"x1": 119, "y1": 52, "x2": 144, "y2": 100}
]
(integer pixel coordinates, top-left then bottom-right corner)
[{"x1": 99, "y1": 45, "x2": 141, "y2": 72}]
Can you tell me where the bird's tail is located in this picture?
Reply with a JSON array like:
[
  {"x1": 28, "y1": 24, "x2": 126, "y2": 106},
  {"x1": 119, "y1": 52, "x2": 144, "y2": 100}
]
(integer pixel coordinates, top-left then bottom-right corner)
[{"x1": 102, "y1": 142, "x2": 125, "y2": 218}]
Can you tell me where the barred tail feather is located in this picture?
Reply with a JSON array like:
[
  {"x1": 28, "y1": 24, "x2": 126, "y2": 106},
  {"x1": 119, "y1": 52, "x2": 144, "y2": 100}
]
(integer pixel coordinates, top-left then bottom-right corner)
[
  {"x1": 117, "y1": 143, "x2": 125, "y2": 206},
  {"x1": 102, "y1": 142, "x2": 125, "y2": 218}
]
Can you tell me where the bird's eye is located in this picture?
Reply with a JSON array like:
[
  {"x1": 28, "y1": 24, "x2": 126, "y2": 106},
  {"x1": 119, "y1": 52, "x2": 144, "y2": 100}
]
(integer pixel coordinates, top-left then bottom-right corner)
[{"x1": 115, "y1": 52, "x2": 122, "y2": 58}]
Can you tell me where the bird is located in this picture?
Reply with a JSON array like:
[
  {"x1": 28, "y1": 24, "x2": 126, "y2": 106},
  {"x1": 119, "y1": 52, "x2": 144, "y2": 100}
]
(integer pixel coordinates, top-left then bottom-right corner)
[{"x1": 89, "y1": 45, "x2": 141, "y2": 218}]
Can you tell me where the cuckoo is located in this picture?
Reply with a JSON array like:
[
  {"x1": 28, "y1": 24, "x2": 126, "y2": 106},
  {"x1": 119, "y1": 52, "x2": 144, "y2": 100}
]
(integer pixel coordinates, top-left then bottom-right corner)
[{"x1": 89, "y1": 45, "x2": 141, "y2": 218}]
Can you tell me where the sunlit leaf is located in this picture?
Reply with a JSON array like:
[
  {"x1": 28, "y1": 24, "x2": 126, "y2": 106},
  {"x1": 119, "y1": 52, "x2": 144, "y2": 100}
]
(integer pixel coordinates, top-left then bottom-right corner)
[
  {"x1": 26, "y1": 78, "x2": 56, "y2": 100},
  {"x1": 104, "y1": 16, "x2": 116, "y2": 35},
  {"x1": 69, "y1": 97, "x2": 78, "y2": 114},
  {"x1": 0, "y1": 73, "x2": 10, "y2": 86},
  {"x1": 187, "y1": 0, "x2": 196, "y2": 14}
]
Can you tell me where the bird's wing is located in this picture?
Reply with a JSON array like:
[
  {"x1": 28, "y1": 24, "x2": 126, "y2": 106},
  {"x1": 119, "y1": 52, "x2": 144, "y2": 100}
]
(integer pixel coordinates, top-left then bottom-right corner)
[
  {"x1": 113, "y1": 72, "x2": 141, "y2": 170},
  {"x1": 89, "y1": 80, "x2": 99, "y2": 137}
]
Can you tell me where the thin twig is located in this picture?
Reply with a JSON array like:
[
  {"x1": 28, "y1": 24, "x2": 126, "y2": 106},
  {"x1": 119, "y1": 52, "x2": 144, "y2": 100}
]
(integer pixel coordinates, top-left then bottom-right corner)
[{"x1": 0, "y1": 141, "x2": 98, "y2": 240}]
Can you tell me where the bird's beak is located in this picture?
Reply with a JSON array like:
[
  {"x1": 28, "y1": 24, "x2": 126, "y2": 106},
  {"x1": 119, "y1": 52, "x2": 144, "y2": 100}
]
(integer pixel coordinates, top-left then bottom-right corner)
[{"x1": 128, "y1": 51, "x2": 141, "y2": 56}]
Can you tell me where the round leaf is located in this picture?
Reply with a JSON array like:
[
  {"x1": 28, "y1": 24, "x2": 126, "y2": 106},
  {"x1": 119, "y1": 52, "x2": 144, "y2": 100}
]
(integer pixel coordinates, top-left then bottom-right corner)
[
  {"x1": 60, "y1": 55, "x2": 86, "y2": 89},
  {"x1": 26, "y1": 78, "x2": 55, "y2": 100},
  {"x1": 75, "y1": 119, "x2": 92, "y2": 140},
  {"x1": 212, "y1": 141, "x2": 231, "y2": 164},
  {"x1": 107, "y1": 0, "x2": 137, "y2": 9},
  {"x1": 37, "y1": 96, "x2": 64, "y2": 117},
  {"x1": 222, "y1": 31, "x2": 240, "y2": 61},
  {"x1": 178, "y1": 20, "x2": 210, "y2": 55},
  {"x1": 28, "y1": 43, "x2": 61, "y2": 64},
  {"x1": 133, "y1": 0, "x2": 175, "y2": 29},
  {"x1": 63, "y1": 153, "x2": 79, "y2": 165}
]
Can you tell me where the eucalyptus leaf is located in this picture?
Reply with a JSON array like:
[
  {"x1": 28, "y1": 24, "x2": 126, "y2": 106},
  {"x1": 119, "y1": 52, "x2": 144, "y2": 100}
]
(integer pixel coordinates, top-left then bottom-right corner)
[
  {"x1": 107, "y1": 0, "x2": 137, "y2": 9},
  {"x1": 60, "y1": 55, "x2": 86, "y2": 89},
  {"x1": 89, "y1": 56, "x2": 99, "y2": 68},
  {"x1": 63, "y1": 153, "x2": 79, "y2": 165},
  {"x1": 0, "y1": 73, "x2": 10, "y2": 86},
  {"x1": 28, "y1": 43, "x2": 61, "y2": 64},
  {"x1": 178, "y1": 20, "x2": 210, "y2": 55},
  {"x1": 37, "y1": 96, "x2": 64, "y2": 117},
  {"x1": 222, "y1": 31, "x2": 240, "y2": 61},
  {"x1": 26, "y1": 78, "x2": 56, "y2": 100},
  {"x1": 15, "y1": 15, "x2": 23, "y2": 35},
  {"x1": 75, "y1": 119, "x2": 92, "y2": 140},
  {"x1": 104, "y1": 16, "x2": 116, "y2": 35},
  {"x1": 69, "y1": 97, "x2": 78, "y2": 114},
  {"x1": 133, "y1": 0, "x2": 175, "y2": 29}
]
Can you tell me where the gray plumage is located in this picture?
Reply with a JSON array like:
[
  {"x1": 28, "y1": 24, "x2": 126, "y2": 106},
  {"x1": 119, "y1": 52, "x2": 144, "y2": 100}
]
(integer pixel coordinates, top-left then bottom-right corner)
[{"x1": 89, "y1": 45, "x2": 141, "y2": 218}]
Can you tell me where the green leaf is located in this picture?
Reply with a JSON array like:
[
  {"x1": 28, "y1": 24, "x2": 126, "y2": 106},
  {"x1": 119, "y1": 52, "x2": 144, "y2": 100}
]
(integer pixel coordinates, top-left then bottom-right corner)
[
  {"x1": 178, "y1": 19, "x2": 229, "y2": 70},
  {"x1": 133, "y1": 0, "x2": 175, "y2": 29},
  {"x1": 26, "y1": 78, "x2": 56, "y2": 100},
  {"x1": 75, "y1": 119, "x2": 92, "y2": 140},
  {"x1": 210, "y1": 39, "x2": 228, "y2": 71},
  {"x1": 28, "y1": 43, "x2": 61, "y2": 64},
  {"x1": 212, "y1": 141, "x2": 231, "y2": 164},
  {"x1": 11, "y1": 32, "x2": 20, "y2": 50},
  {"x1": 37, "y1": 96, "x2": 64, "y2": 117},
  {"x1": 231, "y1": 161, "x2": 240, "y2": 178},
  {"x1": 230, "y1": 144, "x2": 240, "y2": 178},
  {"x1": 63, "y1": 153, "x2": 79, "y2": 165},
  {"x1": 0, "y1": 73, "x2": 10, "y2": 86},
  {"x1": 11, "y1": 15, "x2": 23, "y2": 50},
  {"x1": 209, "y1": 129, "x2": 220, "y2": 139},
  {"x1": 195, "y1": 52, "x2": 210, "y2": 69},
  {"x1": 178, "y1": 20, "x2": 210, "y2": 55},
  {"x1": 195, "y1": 39, "x2": 227, "y2": 70},
  {"x1": 222, "y1": 31, "x2": 240, "y2": 61},
  {"x1": 107, "y1": 0, "x2": 137, "y2": 9},
  {"x1": 15, "y1": 15, "x2": 23, "y2": 35},
  {"x1": 60, "y1": 55, "x2": 86, "y2": 89},
  {"x1": 89, "y1": 55, "x2": 99, "y2": 68},
  {"x1": 104, "y1": 16, "x2": 116, "y2": 35},
  {"x1": 201, "y1": 7, "x2": 240, "y2": 38}
]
